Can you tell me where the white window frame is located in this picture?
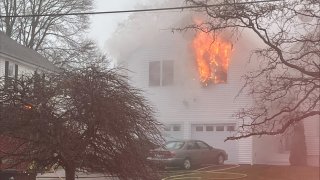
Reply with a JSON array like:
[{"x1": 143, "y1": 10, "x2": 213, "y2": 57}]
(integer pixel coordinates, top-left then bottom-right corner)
[{"x1": 148, "y1": 60, "x2": 174, "y2": 87}]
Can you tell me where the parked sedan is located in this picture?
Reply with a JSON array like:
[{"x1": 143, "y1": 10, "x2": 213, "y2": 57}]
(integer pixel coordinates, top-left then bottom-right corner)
[{"x1": 147, "y1": 140, "x2": 228, "y2": 170}]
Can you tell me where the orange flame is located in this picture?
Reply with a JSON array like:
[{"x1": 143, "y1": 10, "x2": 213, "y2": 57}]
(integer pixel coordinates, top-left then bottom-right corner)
[{"x1": 192, "y1": 31, "x2": 232, "y2": 86}]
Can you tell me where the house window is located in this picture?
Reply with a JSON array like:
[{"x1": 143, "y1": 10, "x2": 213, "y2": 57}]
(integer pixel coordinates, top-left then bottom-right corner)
[
  {"x1": 149, "y1": 60, "x2": 174, "y2": 87},
  {"x1": 162, "y1": 60, "x2": 174, "y2": 86},
  {"x1": 5, "y1": 61, "x2": 18, "y2": 78},
  {"x1": 206, "y1": 126, "x2": 214, "y2": 131},
  {"x1": 164, "y1": 125, "x2": 171, "y2": 131},
  {"x1": 8, "y1": 63, "x2": 15, "y2": 77},
  {"x1": 4, "y1": 61, "x2": 18, "y2": 88},
  {"x1": 227, "y1": 125, "x2": 235, "y2": 131},
  {"x1": 216, "y1": 126, "x2": 224, "y2": 131},
  {"x1": 196, "y1": 126, "x2": 203, "y2": 132},
  {"x1": 173, "y1": 125, "x2": 181, "y2": 131},
  {"x1": 149, "y1": 61, "x2": 161, "y2": 86}
]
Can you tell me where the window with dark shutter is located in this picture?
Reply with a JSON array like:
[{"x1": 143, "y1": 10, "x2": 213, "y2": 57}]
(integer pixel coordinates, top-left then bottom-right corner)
[
  {"x1": 162, "y1": 60, "x2": 174, "y2": 86},
  {"x1": 15, "y1": 64, "x2": 18, "y2": 79},
  {"x1": 4, "y1": 61, "x2": 9, "y2": 88},
  {"x1": 149, "y1": 61, "x2": 161, "y2": 86},
  {"x1": 5, "y1": 61, "x2": 9, "y2": 77}
]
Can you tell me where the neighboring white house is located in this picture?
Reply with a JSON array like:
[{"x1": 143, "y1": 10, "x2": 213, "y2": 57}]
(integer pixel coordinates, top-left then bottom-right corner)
[
  {"x1": 0, "y1": 31, "x2": 57, "y2": 78},
  {"x1": 0, "y1": 31, "x2": 58, "y2": 172},
  {"x1": 108, "y1": 11, "x2": 319, "y2": 167}
]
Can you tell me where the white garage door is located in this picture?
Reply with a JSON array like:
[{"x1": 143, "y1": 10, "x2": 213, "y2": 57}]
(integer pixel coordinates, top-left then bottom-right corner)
[
  {"x1": 163, "y1": 124, "x2": 184, "y2": 141},
  {"x1": 191, "y1": 124, "x2": 238, "y2": 163}
]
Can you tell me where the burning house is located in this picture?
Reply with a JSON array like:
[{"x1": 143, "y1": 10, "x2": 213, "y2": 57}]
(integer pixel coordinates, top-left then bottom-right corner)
[{"x1": 107, "y1": 10, "x2": 319, "y2": 166}]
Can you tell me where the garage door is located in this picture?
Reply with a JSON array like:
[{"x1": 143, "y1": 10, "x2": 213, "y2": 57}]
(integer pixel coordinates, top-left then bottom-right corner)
[
  {"x1": 163, "y1": 124, "x2": 184, "y2": 141},
  {"x1": 191, "y1": 124, "x2": 238, "y2": 163}
]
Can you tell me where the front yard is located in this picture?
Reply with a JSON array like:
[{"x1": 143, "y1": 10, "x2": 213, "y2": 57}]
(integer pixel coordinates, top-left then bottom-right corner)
[{"x1": 161, "y1": 165, "x2": 319, "y2": 180}]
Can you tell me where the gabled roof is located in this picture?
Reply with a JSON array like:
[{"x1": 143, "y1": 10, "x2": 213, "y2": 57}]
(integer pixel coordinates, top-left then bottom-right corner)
[{"x1": 0, "y1": 31, "x2": 58, "y2": 72}]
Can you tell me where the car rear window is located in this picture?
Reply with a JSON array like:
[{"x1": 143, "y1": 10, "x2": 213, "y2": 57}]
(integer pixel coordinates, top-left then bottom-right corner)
[{"x1": 164, "y1": 141, "x2": 185, "y2": 150}]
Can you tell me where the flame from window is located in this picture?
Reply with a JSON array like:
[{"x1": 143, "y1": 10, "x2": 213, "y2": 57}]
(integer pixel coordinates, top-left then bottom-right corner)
[{"x1": 192, "y1": 30, "x2": 233, "y2": 86}]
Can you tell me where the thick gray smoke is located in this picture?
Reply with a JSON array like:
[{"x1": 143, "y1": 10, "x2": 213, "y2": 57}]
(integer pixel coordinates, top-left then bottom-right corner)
[{"x1": 106, "y1": 0, "x2": 195, "y2": 64}]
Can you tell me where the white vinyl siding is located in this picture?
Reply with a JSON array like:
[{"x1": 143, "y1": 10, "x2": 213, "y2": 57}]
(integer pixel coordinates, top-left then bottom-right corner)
[
  {"x1": 303, "y1": 116, "x2": 320, "y2": 166},
  {"x1": 238, "y1": 136, "x2": 253, "y2": 164}
]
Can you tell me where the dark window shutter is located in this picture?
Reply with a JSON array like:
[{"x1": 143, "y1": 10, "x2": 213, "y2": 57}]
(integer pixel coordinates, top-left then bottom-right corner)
[
  {"x1": 149, "y1": 61, "x2": 161, "y2": 86},
  {"x1": 162, "y1": 60, "x2": 174, "y2": 86},
  {"x1": 4, "y1": 61, "x2": 9, "y2": 88},
  {"x1": 15, "y1": 64, "x2": 18, "y2": 79},
  {"x1": 5, "y1": 61, "x2": 9, "y2": 77}
]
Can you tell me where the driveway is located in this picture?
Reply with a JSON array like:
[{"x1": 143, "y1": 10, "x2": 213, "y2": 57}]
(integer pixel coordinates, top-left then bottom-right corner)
[
  {"x1": 36, "y1": 164, "x2": 319, "y2": 180},
  {"x1": 161, "y1": 164, "x2": 246, "y2": 180},
  {"x1": 161, "y1": 164, "x2": 320, "y2": 180}
]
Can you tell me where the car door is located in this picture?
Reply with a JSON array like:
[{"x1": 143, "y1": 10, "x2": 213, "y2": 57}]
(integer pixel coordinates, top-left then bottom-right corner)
[
  {"x1": 184, "y1": 141, "x2": 203, "y2": 165},
  {"x1": 196, "y1": 141, "x2": 216, "y2": 164}
]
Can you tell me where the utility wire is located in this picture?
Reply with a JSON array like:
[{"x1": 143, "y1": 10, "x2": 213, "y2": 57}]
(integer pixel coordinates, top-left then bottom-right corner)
[{"x1": 0, "y1": 0, "x2": 282, "y2": 18}]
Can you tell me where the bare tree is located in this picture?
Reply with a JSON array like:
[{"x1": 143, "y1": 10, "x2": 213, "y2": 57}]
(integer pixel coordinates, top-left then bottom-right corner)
[
  {"x1": 183, "y1": 0, "x2": 320, "y2": 140},
  {"x1": 0, "y1": 66, "x2": 163, "y2": 180},
  {"x1": 0, "y1": 0, "x2": 93, "y2": 67}
]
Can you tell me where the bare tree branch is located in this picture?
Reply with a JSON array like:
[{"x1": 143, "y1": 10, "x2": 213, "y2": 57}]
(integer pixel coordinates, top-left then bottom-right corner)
[{"x1": 184, "y1": 0, "x2": 320, "y2": 140}]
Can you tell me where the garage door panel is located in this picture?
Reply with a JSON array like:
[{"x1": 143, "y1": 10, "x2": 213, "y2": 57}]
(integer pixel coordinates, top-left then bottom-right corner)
[
  {"x1": 191, "y1": 124, "x2": 238, "y2": 163},
  {"x1": 163, "y1": 124, "x2": 183, "y2": 141}
]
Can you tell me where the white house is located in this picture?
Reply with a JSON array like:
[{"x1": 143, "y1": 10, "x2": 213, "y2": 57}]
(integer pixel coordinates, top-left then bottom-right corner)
[
  {"x1": 0, "y1": 31, "x2": 58, "y2": 171},
  {"x1": 0, "y1": 31, "x2": 57, "y2": 79},
  {"x1": 108, "y1": 10, "x2": 319, "y2": 167},
  {"x1": 0, "y1": 32, "x2": 59, "y2": 174}
]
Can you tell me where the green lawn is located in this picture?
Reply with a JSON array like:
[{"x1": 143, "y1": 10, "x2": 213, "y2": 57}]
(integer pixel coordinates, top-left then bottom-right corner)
[{"x1": 161, "y1": 165, "x2": 319, "y2": 180}]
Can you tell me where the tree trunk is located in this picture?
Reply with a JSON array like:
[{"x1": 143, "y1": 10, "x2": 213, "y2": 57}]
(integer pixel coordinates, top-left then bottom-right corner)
[{"x1": 65, "y1": 165, "x2": 76, "y2": 180}]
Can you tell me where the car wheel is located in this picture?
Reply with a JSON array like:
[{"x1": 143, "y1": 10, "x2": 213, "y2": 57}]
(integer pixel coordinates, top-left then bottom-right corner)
[
  {"x1": 182, "y1": 158, "x2": 192, "y2": 170},
  {"x1": 217, "y1": 154, "x2": 224, "y2": 165}
]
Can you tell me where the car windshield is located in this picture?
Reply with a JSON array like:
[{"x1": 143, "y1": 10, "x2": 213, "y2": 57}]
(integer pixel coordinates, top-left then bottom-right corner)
[{"x1": 164, "y1": 141, "x2": 185, "y2": 150}]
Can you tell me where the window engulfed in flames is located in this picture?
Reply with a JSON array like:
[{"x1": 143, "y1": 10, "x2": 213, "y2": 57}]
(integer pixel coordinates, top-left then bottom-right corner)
[{"x1": 192, "y1": 31, "x2": 233, "y2": 86}]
